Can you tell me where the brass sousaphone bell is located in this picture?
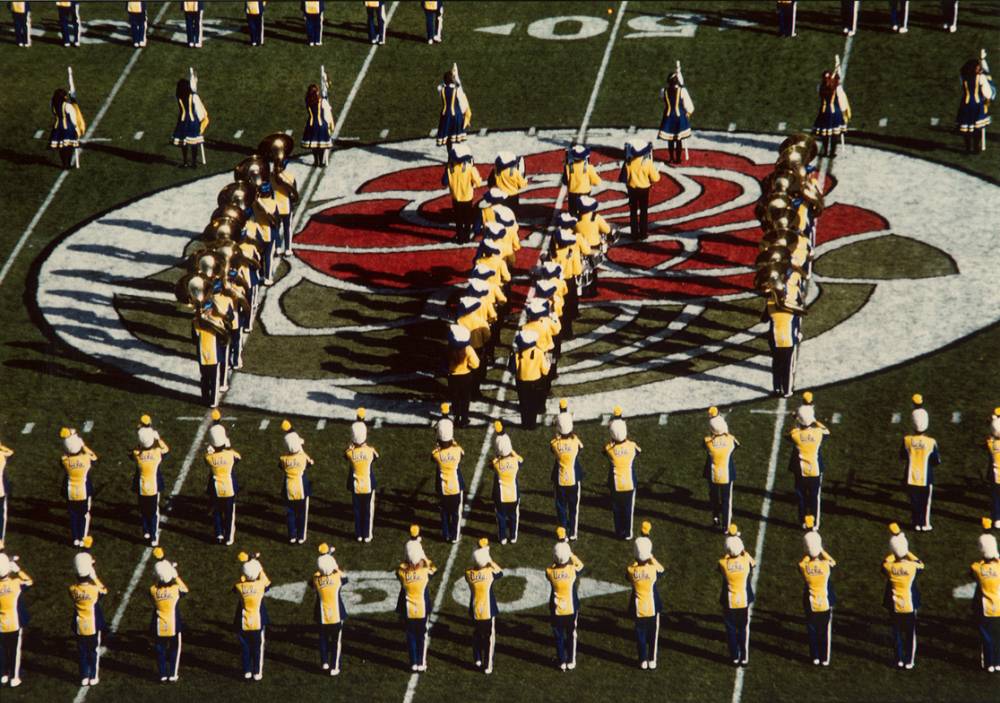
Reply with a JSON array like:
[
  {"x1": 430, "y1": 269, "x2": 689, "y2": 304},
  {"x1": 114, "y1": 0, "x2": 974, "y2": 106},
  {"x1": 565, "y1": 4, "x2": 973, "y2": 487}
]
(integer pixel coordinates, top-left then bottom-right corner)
[
  {"x1": 779, "y1": 132, "x2": 819, "y2": 164},
  {"x1": 201, "y1": 217, "x2": 242, "y2": 243},
  {"x1": 258, "y1": 132, "x2": 295, "y2": 172},
  {"x1": 234, "y1": 155, "x2": 267, "y2": 187},
  {"x1": 755, "y1": 246, "x2": 792, "y2": 271},
  {"x1": 218, "y1": 180, "x2": 256, "y2": 210},
  {"x1": 755, "y1": 192, "x2": 793, "y2": 226}
]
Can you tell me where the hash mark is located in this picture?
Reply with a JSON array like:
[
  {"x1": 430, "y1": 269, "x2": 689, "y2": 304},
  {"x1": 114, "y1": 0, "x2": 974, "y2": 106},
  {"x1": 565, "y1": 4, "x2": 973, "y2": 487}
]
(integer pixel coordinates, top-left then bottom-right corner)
[
  {"x1": 374, "y1": 417, "x2": 384, "y2": 429},
  {"x1": 82, "y1": 420, "x2": 94, "y2": 433},
  {"x1": 601, "y1": 414, "x2": 611, "y2": 424},
  {"x1": 133, "y1": 131, "x2": 144, "y2": 140},
  {"x1": 478, "y1": 127, "x2": 487, "y2": 136},
  {"x1": 727, "y1": 122, "x2": 736, "y2": 132},
  {"x1": 930, "y1": 117, "x2": 940, "y2": 126},
  {"x1": 259, "y1": 419, "x2": 270, "y2": 430},
  {"x1": 527, "y1": 126, "x2": 536, "y2": 136},
  {"x1": 628, "y1": 125, "x2": 636, "y2": 134},
  {"x1": 284, "y1": 129, "x2": 293, "y2": 136},
  {"x1": 777, "y1": 121, "x2": 787, "y2": 131},
  {"x1": 891, "y1": 412, "x2": 901, "y2": 424},
  {"x1": 831, "y1": 412, "x2": 842, "y2": 424},
  {"x1": 951, "y1": 411, "x2": 961, "y2": 424},
  {"x1": 233, "y1": 129, "x2": 244, "y2": 139},
  {"x1": 429, "y1": 128, "x2": 437, "y2": 137},
  {"x1": 379, "y1": 128, "x2": 389, "y2": 139},
  {"x1": 33, "y1": 129, "x2": 44, "y2": 139},
  {"x1": 878, "y1": 117, "x2": 888, "y2": 127},
  {"x1": 21, "y1": 422, "x2": 34, "y2": 435},
  {"x1": 545, "y1": 414, "x2": 555, "y2": 426},
  {"x1": 316, "y1": 418, "x2": 327, "y2": 430},
  {"x1": 658, "y1": 413, "x2": 669, "y2": 425}
]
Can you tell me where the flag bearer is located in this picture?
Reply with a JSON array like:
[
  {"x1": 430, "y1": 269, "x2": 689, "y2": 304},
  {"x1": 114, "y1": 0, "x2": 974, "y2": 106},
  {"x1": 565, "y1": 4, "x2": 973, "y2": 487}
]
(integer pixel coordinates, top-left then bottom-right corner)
[
  {"x1": 365, "y1": 0, "x2": 385, "y2": 44},
  {"x1": 788, "y1": 401, "x2": 830, "y2": 529},
  {"x1": 882, "y1": 524, "x2": 923, "y2": 669},
  {"x1": 131, "y1": 417, "x2": 170, "y2": 546},
  {"x1": 69, "y1": 552, "x2": 106, "y2": 687},
  {"x1": 718, "y1": 531, "x2": 755, "y2": 666},
  {"x1": 56, "y1": 1, "x2": 80, "y2": 47},
  {"x1": 245, "y1": 1, "x2": 265, "y2": 46},
  {"x1": 447, "y1": 324, "x2": 479, "y2": 429},
  {"x1": 798, "y1": 529, "x2": 835, "y2": 666},
  {"x1": 233, "y1": 553, "x2": 270, "y2": 680},
  {"x1": 626, "y1": 534, "x2": 664, "y2": 670},
  {"x1": 704, "y1": 406, "x2": 739, "y2": 532},
  {"x1": 172, "y1": 76, "x2": 209, "y2": 168},
  {"x1": 49, "y1": 88, "x2": 85, "y2": 170},
  {"x1": 345, "y1": 419, "x2": 378, "y2": 543},
  {"x1": 397, "y1": 539, "x2": 437, "y2": 672},
  {"x1": 126, "y1": 1, "x2": 147, "y2": 47},
  {"x1": 971, "y1": 533, "x2": 1000, "y2": 672},
  {"x1": 606, "y1": 412, "x2": 641, "y2": 540},
  {"x1": 279, "y1": 425, "x2": 313, "y2": 544},
  {"x1": 61, "y1": 428, "x2": 97, "y2": 547},
  {"x1": 313, "y1": 544, "x2": 347, "y2": 675},
  {"x1": 183, "y1": 1, "x2": 203, "y2": 47},
  {"x1": 10, "y1": 2, "x2": 30, "y2": 47},
  {"x1": 303, "y1": 0, "x2": 324, "y2": 46},
  {"x1": 986, "y1": 409, "x2": 1000, "y2": 523},
  {"x1": 513, "y1": 329, "x2": 549, "y2": 431},
  {"x1": 432, "y1": 419, "x2": 465, "y2": 543},
  {"x1": 205, "y1": 419, "x2": 240, "y2": 546},
  {"x1": 423, "y1": 0, "x2": 442, "y2": 43},
  {"x1": 0, "y1": 550, "x2": 31, "y2": 687},
  {"x1": 547, "y1": 541, "x2": 583, "y2": 671},
  {"x1": 490, "y1": 151, "x2": 527, "y2": 212},
  {"x1": 149, "y1": 553, "x2": 188, "y2": 683},
  {"x1": 564, "y1": 145, "x2": 601, "y2": 217},
  {"x1": 957, "y1": 52, "x2": 996, "y2": 154},
  {"x1": 302, "y1": 83, "x2": 335, "y2": 167},
  {"x1": 551, "y1": 403, "x2": 584, "y2": 540},
  {"x1": 465, "y1": 538, "x2": 502, "y2": 674},
  {"x1": 620, "y1": 139, "x2": 660, "y2": 240},
  {"x1": 444, "y1": 144, "x2": 482, "y2": 242},
  {"x1": 901, "y1": 396, "x2": 940, "y2": 532},
  {"x1": 436, "y1": 64, "x2": 471, "y2": 146},
  {"x1": 658, "y1": 68, "x2": 694, "y2": 163},
  {"x1": 0, "y1": 440, "x2": 13, "y2": 543},
  {"x1": 492, "y1": 426, "x2": 522, "y2": 544}
]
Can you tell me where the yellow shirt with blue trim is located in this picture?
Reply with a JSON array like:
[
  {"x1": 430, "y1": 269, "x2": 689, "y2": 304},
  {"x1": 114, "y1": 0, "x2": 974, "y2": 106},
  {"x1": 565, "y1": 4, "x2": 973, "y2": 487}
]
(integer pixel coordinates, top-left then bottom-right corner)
[
  {"x1": 69, "y1": 579, "x2": 107, "y2": 636},
  {"x1": 273, "y1": 173, "x2": 296, "y2": 215},
  {"x1": 345, "y1": 443, "x2": 378, "y2": 494},
  {"x1": 902, "y1": 433, "x2": 940, "y2": 487},
  {"x1": 574, "y1": 212, "x2": 611, "y2": 249},
  {"x1": 789, "y1": 424, "x2": 829, "y2": 478},
  {"x1": 625, "y1": 157, "x2": 661, "y2": 190},
  {"x1": 449, "y1": 345, "x2": 480, "y2": 377},
  {"x1": 128, "y1": 2, "x2": 144, "y2": 14},
  {"x1": 492, "y1": 451, "x2": 522, "y2": 503},
  {"x1": 798, "y1": 554, "x2": 835, "y2": 612},
  {"x1": 397, "y1": 563, "x2": 436, "y2": 619},
  {"x1": 551, "y1": 435, "x2": 583, "y2": 486},
  {"x1": 235, "y1": 574, "x2": 271, "y2": 631},
  {"x1": 522, "y1": 317, "x2": 559, "y2": 354},
  {"x1": 433, "y1": 443, "x2": 464, "y2": 496},
  {"x1": 280, "y1": 449, "x2": 313, "y2": 500},
  {"x1": 304, "y1": 1, "x2": 322, "y2": 13},
  {"x1": 988, "y1": 437, "x2": 1000, "y2": 484},
  {"x1": 245, "y1": 2, "x2": 265, "y2": 15},
  {"x1": 626, "y1": 559, "x2": 664, "y2": 618},
  {"x1": 971, "y1": 559, "x2": 1000, "y2": 618},
  {"x1": 205, "y1": 448, "x2": 240, "y2": 498},
  {"x1": 769, "y1": 309, "x2": 796, "y2": 348},
  {"x1": 565, "y1": 161, "x2": 600, "y2": 195},
  {"x1": 63, "y1": 448, "x2": 98, "y2": 501},
  {"x1": 11, "y1": 2, "x2": 27, "y2": 13},
  {"x1": 494, "y1": 166, "x2": 527, "y2": 196},
  {"x1": 313, "y1": 571, "x2": 346, "y2": 625},
  {"x1": 546, "y1": 560, "x2": 583, "y2": 616},
  {"x1": 0, "y1": 571, "x2": 33, "y2": 633},
  {"x1": 882, "y1": 554, "x2": 923, "y2": 613},
  {"x1": 718, "y1": 553, "x2": 755, "y2": 609},
  {"x1": 605, "y1": 439, "x2": 641, "y2": 492},
  {"x1": 465, "y1": 564, "x2": 502, "y2": 620},
  {"x1": 150, "y1": 577, "x2": 189, "y2": 637},
  {"x1": 133, "y1": 444, "x2": 168, "y2": 497},
  {"x1": 447, "y1": 163, "x2": 483, "y2": 203},
  {"x1": 515, "y1": 346, "x2": 549, "y2": 382},
  {"x1": 704, "y1": 433, "x2": 739, "y2": 484}
]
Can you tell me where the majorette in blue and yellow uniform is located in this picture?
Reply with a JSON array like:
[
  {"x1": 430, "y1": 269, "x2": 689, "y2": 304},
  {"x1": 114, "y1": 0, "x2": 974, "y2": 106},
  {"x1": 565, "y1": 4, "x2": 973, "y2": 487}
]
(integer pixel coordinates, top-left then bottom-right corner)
[
  {"x1": 302, "y1": 83, "x2": 335, "y2": 166},
  {"x1": 563, "y1": 144, "x2": 601, "y2": 217},
  {"x1": 627, "y1": 528, "x2": 664, "y2": 670},
  {"x1": 204, "y1": 417, "x2": 240, "y2": 545},
  {"x1": 233, "y1": 553, "x2": 270, "y2": 680},
  {"x1": 719, "y1": 529, "x2": 755, "y2": 666},
  {"x1": 302, "y1": 1, "x2": 324, "y2": 46},
  {"x1": 126, "y1": 2, "x2": 147, "y2": 47},
  {"x1": 812, "y1": 68, "x2": 851, "y2": 157},
  {"x1": 882, "y1": 524, "x2": 923, "y2": 669},
  {"x1": 364, "y1": 0, "x2": 385, "y2": 44},
  {"x1": 56, "y1": 1, "x2": 80, "y2": 47},
  {"x1": 489, "y1": 151, "x2": 527, "y2": 212},
  {"x1": 132, "y1": 417, "x2": 170, "y2": 546},
  {"x1": 443, "y1": 143, "x2": 482, "y2": 243},
  {"x1": 436, "y1": 64, "x2": 471, "y2": 146},
  {"x1": 465, "y1": 538, "x2": 502, "y2": 674},
  {"x1": 986, "y1": 410, "x2": 1000, "y2": 522},
  {"x1": 658, "y1": 66, "x2": 694, "y2": 163},
  {"x1": 957, "y1": 52, "x2": 996, "y2": 153},
  {"x1": 788, "y1": 397, "x2": 829, "y2": 529},
  {"x1": 0, "y1": 440, "x2": 13, "y2": 543},
  {"x1": 172, "y1": 76, "x2": 209, "y2": 167},
  {"x1": 397, "y1": 539, "x2": 437, "y2": 672},
  {"x1": 149, "y1": 550, "x2": 188, "y2": 682},
  {"x1": 704, "y1": 406, "x2": 740, "y2": 531},
  {"x1": 547, "y1": 541, "x2": 583, "y2": 670},
  {"x1": 432, "y1": 419, "x2": 465, "y2": 543},
  {"x1": 423, "y1": 0, "x2": 443, "y2": 43},
  {"x1": 971, "y1": 532, "x2": 1000, "y2": 671},
  {"x1": 49, "y1": 88, "x2": 85, "y2": 169},
  {"x1": 10, "y1": 2, "x2": 31, "y2": 47},
  {"x1": 620, "y1": 139, "x2": 660, "y2": 240},
  {"x1": 245, "y1": 1, "x2": 266, "y2": 46},
  {"x1": 799, "y1": 524, "x2": 835, "y2": 666},
  {"x1": 551, "y1": 402, "x2": 584, "y2": 540},
  {"x1": 69, "y1": 552, "x2": 107, "y2": 686},
  {"x1": 313, "y1": 544, "x2": 347, "y2": 675},
  {"x1": 278, "y1": 423, "x2": 313, "y2": 544},
  {"x1": 900, "y1": 397, "x2": 941, "y2": 532},
  {"x1": 491, "y1": 426, "x2": 522, "y2": 544},
  {"x1": 183, "y1": 1, "x2": 204, "y2": 48},
  {"x1": 60, "y1": 428, "x2": 97, "y2": 547},
  {"x1": 605, "y1": 411, "x2": 642, "y2": 540},
  {"x1": 0, "y1": 549, "x2": 32, "y2": 687},
  {"x1": 345, "y1": 415, "x2": 378, "y2": 542}
]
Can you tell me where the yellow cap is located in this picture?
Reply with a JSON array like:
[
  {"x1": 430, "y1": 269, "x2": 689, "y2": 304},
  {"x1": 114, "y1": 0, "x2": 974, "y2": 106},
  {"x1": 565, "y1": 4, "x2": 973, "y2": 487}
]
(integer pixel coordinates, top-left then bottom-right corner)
[
  {"x1": 802, "y1": 391, "x2": 814, "y2": 404},
  {"x1": 613, "y1": 405, "x2": 623, "y2": 417},
  {"x1": 239, "y1": 552, "x2": 251, "y2": 563},
  {"x1": 152, "y1": 547, "x2": 165, "y2": 560},
  {"x1": 993, "y1": 407, "x2": 1000, "y2": 417},
  {"x1": 356, "y1": 407, "x2": 366, "y2": 421},
  {"x1": 60, "y1": 427, "x2": 72, "y2": 439},
  {"x1": 494, "y1": 420, "x2": 504, "y2": 434},
  {"x1": 440, "y1": 402, "x2": 451, "y2": 415},
  {"x1": 556, "y1": 526, "x2": 567, "y2": 540},
  {"x1": 559, "y1": 398, "x2": 568, "y2": 411},
  {"x1": 888, "y1": 522, "x2": 901, "y2": 535},
  {"x1": 708, "y1": 406, "x2": 719, "y2": 418},
  {"x1": 318, "y1": 543, "x2": 329, "y2": 554},
  {"x1": 81, "y1": 535, "x2": 93, "y2": 549},
  {"x1": 727, "y1": 523, "x2": 739, "y2": 536},
  {"x1": 804, "y1": 515, "x2": 815, "y2": 529},
  {"x1": 140, "y1": 414, "x2": 152, "y2": 426},
  {"x1": 211, "y1": 409, "x2": 222, "y2": 422},
  {"x1": 478, "y1": 537, "x2": 489, "y2": 548},
  {"x1": 912, "y1": 393, "x2": 923, "y2": 406},
  {"x1": 640, "y1": 521, "x2": 652, "y2": 536},
  {"x1": 983, "y1": 517, "x2": 994, "y2": 531},
  {"x1": 281, "y1": 419, "x2": 292, "y2": 432},
  {"x1": 409, "y1": 524, "x2": 420, "y2": 538}
]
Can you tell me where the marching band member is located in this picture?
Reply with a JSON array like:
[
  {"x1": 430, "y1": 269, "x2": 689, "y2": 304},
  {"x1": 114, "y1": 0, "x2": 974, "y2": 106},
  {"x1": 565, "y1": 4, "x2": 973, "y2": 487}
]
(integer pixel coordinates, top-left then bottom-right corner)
[
  {"x1": 627, "y1": 533, "x2": 664, "y2": 670},
  {"x1": 192, "y1": 283, "x2": 227, "y2": 408},
  {"x1": 704, "y1": 406, "x2": 739, "y2": 531},
  {"x1": 245, "y1": 1, "x2": 266, "y2": 46},
  {"x1": 456, "y1": 296, "x2": 489, "y2": 395},
  {"x1": 882, "y1": 524, "x2": 923, "y2": 669},
  {"x1": 798, "y1": 527, "x2": 835, "y2": 666},
  {"x1": 49, "y1": 87, "x2": 85, "y2": 170},
  {"x1": 493, "y1": 205, "x2": 521, "y2": 273},
  {"x1": 763, "y1": 278, "x2": 800, "y2": 397},
  {"x1": 279, "y1": 424, "x2": 313, "y2": 544},
  {"x1": 840, "y1": 0, "x2": 858, "y2": 36},
  {"x1": 313, "y1": 544, "x2": 347, "y2": 675},
  {"x1": 365, "y1": 0, "x2": 386, "y2": 44},
  {"x1": 513, "y1": 329, "x2": 549, "y2": 430},
  {"x1": 889, "y1": 0, "x2": 909, "y2": 32},
  {"x1": 0, "y1": 549, "x2": 31, "y2": 687},
  {"x1": 172, "y1": 76, "x2": 209, "y2": 168},
  {"x1": 10, "y1": 2, "x2": 30, "y2": 47},
  {"x1": 69, "y1": 552, "x2": 106, "y2": 686},
  {"x1": 986, "y1": 409, "x2": 1000, "y2": 523},
  {"x1": 971, "y1": 533, "x2": 1000, "y2": 672},
  {"x1": 540, "y1": 261, "x2": 569, "y2": 345},
  {"x1": 719, "y1": 530, "x2": 755, "y2": 666},
  {"x1": 423, "y1": 0, "x2": 442, "y2": 43},
  {"x1": 573, "y1": 196, "x2": 611, "y2": 297},
  {"x1": 490, "y1": 152, "x2": 527, "y2": 212},
  {"x1": 432, "y1": 418, "x2": 465, "y2": 543},
  {"x1": 522, "y1": 299, "x2": 560, "y2": 384},
  {"x1": 303, "y1": 1, "x2": 324, "y2": 46},
  {"x1": 436, "y1": 65, "x2": 471, "y2": 146},
  {"x1": 345, "y1": 418, "x2": 378, "y2": 542},
  {"x1": 444, "y1": 144, "x2": 482, "y2": 242},
  {"x1": 620, "y1": 139, "x2": 660, "y2": 240},
  {"x1": 465, "y1": 538, "x2": 502, "y2": 673},
  {"x1": 149, "y1": 551, "x2": 188, "y2": 682},
  {"x1": 269, "y1": 143, "x2": 298, "y2": 258},
  {"x1": 131, "y1": 416, "x2": 170, "y2": 546},
  {"x1": 205, "y1": 417, "x2": 240, "y2": 545},
  {"x1": 788, "y1": 400, "x2": 830, "y2": 529},
  {"x1": 56, "y1": 1, "x2": 80, "y2": 47},
  {"x1": 547, "y1": 541, "x2": 583, "y2": 671},
  {"x1": 564, "y1": 145, "x2": 601, "y2": 217},
  {"x1": 551, "y1": 228, "x2": 588, "y2": 337},
  {"x1": 447, "y1": 324, "x2": 479, "y2": 429},
  {"x1": 658, "y1": 66, "x2": 694, "y2": 163},
  {"x1": 0, "y1": 441, "x2": 12, "y2": 543},
  {"x1": 302, "y1": 83, "x2": 335, "y2": 167},
  {"x1": 396, "y1": 538, "x2": 437, "y2": 672},
  {"x1": 606, "y1": 411, "x2": 641, "y2": 540},
  {"x1": 61, "y1": 428, "x2": 97, "y2": 547},
  {"x1": 477, "y1": 189, "x2": 504, "y2": 238},
  {"x1": 901, "y1": 396, "x2": 940, "y2": 531},
  {"x1": 813, "y1": 66, "x2": 851, "y2": 158},
  {"x1": 126, "y1": 2, "x2": 147, "y2": 48},
  {"x1": 183, "y1": 1, "x2": 203, "y2": 47},
  {"x1": 551, "y1": 402, "x2": 584, "y2": 540},
  {"x1": 233, "y1": 552, "x2": 270, "y2": 680},
  {"x1": 776, "y1": 0, "x2": 796, "y2": 38},
  {"x1": 492, "y1": 425, "x2": 522, "y2": 544},
  {"x1": 957, "y1": 52, "x2": 995, "y2": 154}
]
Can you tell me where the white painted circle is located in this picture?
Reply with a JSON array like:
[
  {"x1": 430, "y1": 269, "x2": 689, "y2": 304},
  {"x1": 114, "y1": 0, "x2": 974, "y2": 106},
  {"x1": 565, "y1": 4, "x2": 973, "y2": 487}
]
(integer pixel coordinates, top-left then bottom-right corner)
[{"x1": 526, "y1": 15, "x2": 609, "y2": 41}]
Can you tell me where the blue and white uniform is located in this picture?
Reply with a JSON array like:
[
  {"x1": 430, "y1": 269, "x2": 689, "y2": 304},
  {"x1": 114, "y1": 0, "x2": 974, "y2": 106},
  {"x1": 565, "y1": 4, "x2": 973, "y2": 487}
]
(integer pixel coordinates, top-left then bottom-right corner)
[
  {"x1": 436, "y1": 77, "x2": 470, "y2": 146},
  {"x1": 658, "y1": 82, "x2": 694, "y2": 141},
  {"x1": 172, "y1": 84, "x2": 208, "y2": 146}
]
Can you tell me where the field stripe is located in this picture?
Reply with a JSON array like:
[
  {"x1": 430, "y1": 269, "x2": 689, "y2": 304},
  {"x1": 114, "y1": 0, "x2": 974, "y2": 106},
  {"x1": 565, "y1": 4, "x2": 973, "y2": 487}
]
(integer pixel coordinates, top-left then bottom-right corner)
[
  {"x1": 0, "y1": 1, "x2": 171, "y2": 289},
  {"x1": 401, "y1": 4, "x2": 629, "y2": 702},
  {"x1": 72, "y1": 411, "x2": 212, "y2": 703}
]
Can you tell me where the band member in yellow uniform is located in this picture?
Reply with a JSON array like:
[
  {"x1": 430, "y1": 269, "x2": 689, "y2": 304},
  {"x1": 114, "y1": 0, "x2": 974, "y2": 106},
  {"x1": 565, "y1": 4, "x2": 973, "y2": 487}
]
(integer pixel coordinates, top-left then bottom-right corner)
[
  {"x1": 719, "y1": 531, "x2": 755, "y2": 666},
  {"x1": 61, "y1": 428, "x2": 97, "y2": 547},
  {"x1": 986, "y1": 409, "x2": 1000, "y2": 523},
  {"x1": 0, "y1": 549, "x2": 32, "y2": 687},
  {"x1": 444, "y1": 144, "x2": 482, "y2": 243},
  {"x1": 245, "y1": 1, "x2": 265, "y2": 46},
  {"x1": 465, "y1": 538, "x2": 502, "y2": 674},
  {"x1": 788, "y1": 401, "x2": 830, "y2": 529},
  {"x1": 10, "y1": 2, "x2": 31, "y2": 48},
  {"x1": 490, "y1": 151, "x2": 527, "y2": 212},
  {"x1": 447, "y1": 324, "x2": 479, "y2": 429},
  {"x1": 547, "y1": 541, "x2": 583, "y2": 671},
  {"x1": 551, "y1": 403, "x2": 584, "y2": 540},
  {"x1": 131, "y1": 417, "x2": 170, "y2": 546},
  {"x1": 302, "y1": 0, "x2": 324, "y2": 46},
  {"x1": 364, "y1": 0, "x2": 386, "y2": 44},
  {"x1": 423, "y1": 0, "x2": 442, "y2": 43},
  {"x1": 972, "y1": 533, "x2": 1000, "y2": 672},
  {"x1": 627, "y1": 534, "x2": 664, "y2": 670},
  {"x1": 0, "y1": 440, "x2": 13, "y2": 543},
  {"x1": 149, "y1": 554, "x2": 188, "y2": 682},
  {"x1": 183, "y1": 1, "x2": 203, "y2": 48},
  {"x1": 522, "y1": 299, "x2": 560, "y2": 386},
  {"x1": 397, "y1": 539, "x2": 437, "y2": 672},
  {"x1": 573, "y1": 196, "x2": 612, "y2": 297},
  {"x1": 513, "y1": 329, "x2": 549, "y2": 430},
  {"x1": 312, "y1": 544, "x2": 347, "y2": 675},
  {"x1": 564, "y1": 145, "x2": 601, "y2": 217},
  {"x1": 704, "y1": 407, "x2": 740, "y2": 531},
  {"x1": 56, "y1": 0, "x2": 80, "y2": 47},
  {"x1": 204, "y1": 420, "x2": 241, "y2": 545},
  {"x1": 279, "y1": 426, "x2": 313, "y2": 544},
  {"x1": 620, "y1": 139, "x2": 660, "y2": 240},
  {"x1": 798, "y1": 529, "x2": 835, "y2": 666},
  {"x1": 491, "y1": 428, "x2": 522, "y2": 544},
  {"x1": 345, "y1": 419, "x2": 378, "y2": 542},
  {"x1": 126, "y1": 1, "x2": 147, "y2": 48},
  {"x1": 882, "y1": 525, "x2": 923, "y2": 669},
  {"x1": 551, "y1": 228, "x2": 589, "y2": 335},
  {"x1": 69, "y1": 552, "x2": 107, "y2": 687},
  {"x1": 432, "y1": 419, "x2": 465, "y2": 543},
  {"x1": 901, "y1": 397, "x2": 941, "y2": 532},
  {"x1": 605, "y1": 413, "x2": 641, "y2": 540},
  {"x1": 234, "y1": 553, "x2": 270, "y2": 680}
]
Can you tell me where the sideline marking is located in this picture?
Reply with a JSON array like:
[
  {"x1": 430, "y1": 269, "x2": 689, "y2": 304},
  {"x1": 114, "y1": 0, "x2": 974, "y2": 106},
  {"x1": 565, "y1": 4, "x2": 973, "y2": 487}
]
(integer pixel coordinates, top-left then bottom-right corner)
[
  {"x1": 0, "y1": 0, "x2": 171, "y2": 289},
  {"x1": 380, "y1": 128, "x2": 390, "y2": 139},
  {"x1": 727, "y1": 122, "x2": 736, "y2": 132},
  {"x1": 891, "y1": 412, "x2": 901, "y2": 424},
  {"x1": 401, "y1": 4, "x2": 630, "y2": 702},
  {"x1": 777, "y1": 121, "x2": 787, "y2": 131},
  {"x1": 658, "y1": 413, "x2": 669, "y2": 425},
  {"x1": 930, "y1": 117, "x2": 939, "y2": 126},
  {"x1": 951, "y1": 411, "x2": 961, "y2": 424},
  {"x1": 20, "y1": 423, "x2": 33, "y2": 435},
  {"x1": 233, "y1": 129, "x2": 244, "y2": 139},
  {"x1": 878, "y1": 117, "x2": 888, "y2": 127},
  {"x1": 316, "y1": 418, "x2": 327, "y2": 430}
]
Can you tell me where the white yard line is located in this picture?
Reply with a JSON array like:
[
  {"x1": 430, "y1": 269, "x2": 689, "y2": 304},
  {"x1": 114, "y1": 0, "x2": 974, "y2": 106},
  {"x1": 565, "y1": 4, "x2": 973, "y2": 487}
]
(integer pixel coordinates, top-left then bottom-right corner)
[
  {"x1": 72, "y1": 411, "x2": 212, "y2": 703},
  {"x1": 401, "y1": 4, "x2": 629, "y2": 702},
  {"x1": 0, "y1": 1, "x2": 171, "y2": 288}
]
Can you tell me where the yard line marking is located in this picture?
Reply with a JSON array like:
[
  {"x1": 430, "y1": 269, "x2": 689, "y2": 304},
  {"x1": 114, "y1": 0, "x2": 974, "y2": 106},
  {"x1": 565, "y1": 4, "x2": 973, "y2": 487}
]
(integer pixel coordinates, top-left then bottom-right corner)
[
  {"x1": 402, "y1": 4, "x2": 629, "y2": 702},
  {"x1": 82, "y1": 420, "x2": 94, "y2": 433},
  {"x1": 750, "y1": 408, "x2": 791, "y2": 415},
  {"x1": 258, "y1": 418, "x2": 270, "y2": 430},
  {"x1": 658, "y1": 413, "x2": 669, "y2": 425},
  {"x1": 777, "y1": 121, "x2": 787, "y2": 131},
  {"x1": 379, "y1": 128, "x2": 389, "y2": 139},
  {"x1": 72, "y1": 410, "x2": 212, "y2": 703},
  {"x1": 878, "y1": 117, "x2": 888, "y2": 127},
  {"x1": 831, "y1": 412, "x2": 842, "y2": 424},
  {"x1": 316, "y1": 418, "x2": 327, "y2": 430},
  {"x1": 33, "y1": 129, "x2": 43, "y2": 139},
  {"x1": 0, "y1": 0, "x2": 171, "y2": 289},
  {"x1": 20, "y1": 422, "x2": 33, "y2": 435},
  {"x1": 133, "y1": 130, "x2": 144, "y2": 140},
  {"x1": 891, "y1": 412, "x2": 901, "y2": 424},
  {"x1": 478, "y1": 127, "x2": 488, "y2": 136},
  {"x1": 233, "y1": 129, "x2": 244, "y2": 139},
  {"x1": 951, "y1": 411, "x2": 961, "y2": 424},
  {"x1": 527, "y1": 126, "x2": 537, "y2": 136},
  {"x1": 930, "y1": 117, "x2": 940, "y2": 126},
  {"x1": 727, "y1": 122, "x2": 736, "y2": 132}
]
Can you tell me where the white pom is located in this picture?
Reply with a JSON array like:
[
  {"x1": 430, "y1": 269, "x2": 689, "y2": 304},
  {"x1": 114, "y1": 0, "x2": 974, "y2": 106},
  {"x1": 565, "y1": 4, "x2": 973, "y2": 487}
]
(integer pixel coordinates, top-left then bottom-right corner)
[
  {"x1": 473, "y1": 546, "x2": 491, "y2": 568},
  {"x1": 74, "y1": 553, "x2": 95, "y2": 579},
  {"x1": 317, "y1": 554, "x2": 336, "y2": 575},
  {"x1": 154, "y1": 560, "x2": 176, "y2": 583},
  {"x1": 64, "y1": 434, "x2": 84, "y2": 455},
  {"x1": 709, "y1": 415, "x2": 728, "y2": 435},
  {"x1": 980, "y1": 534, "x2": 999, "y2": 560},
  {"x1": 208, "y1": 425, "x2": 229, "y2": 448}
]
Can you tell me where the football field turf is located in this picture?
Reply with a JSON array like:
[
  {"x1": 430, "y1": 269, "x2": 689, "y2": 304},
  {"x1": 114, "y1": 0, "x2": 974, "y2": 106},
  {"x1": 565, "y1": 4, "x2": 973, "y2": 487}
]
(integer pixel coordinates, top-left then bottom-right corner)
[{"x1": 2, "y1": 2, "x2": 999, "y2": 702}]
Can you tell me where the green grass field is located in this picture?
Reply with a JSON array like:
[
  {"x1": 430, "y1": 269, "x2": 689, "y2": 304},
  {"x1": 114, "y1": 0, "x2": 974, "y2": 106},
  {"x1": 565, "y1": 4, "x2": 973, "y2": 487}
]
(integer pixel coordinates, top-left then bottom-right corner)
[{"x1": 2, "y1": 2, "x2": 1000, "y2": 702}]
